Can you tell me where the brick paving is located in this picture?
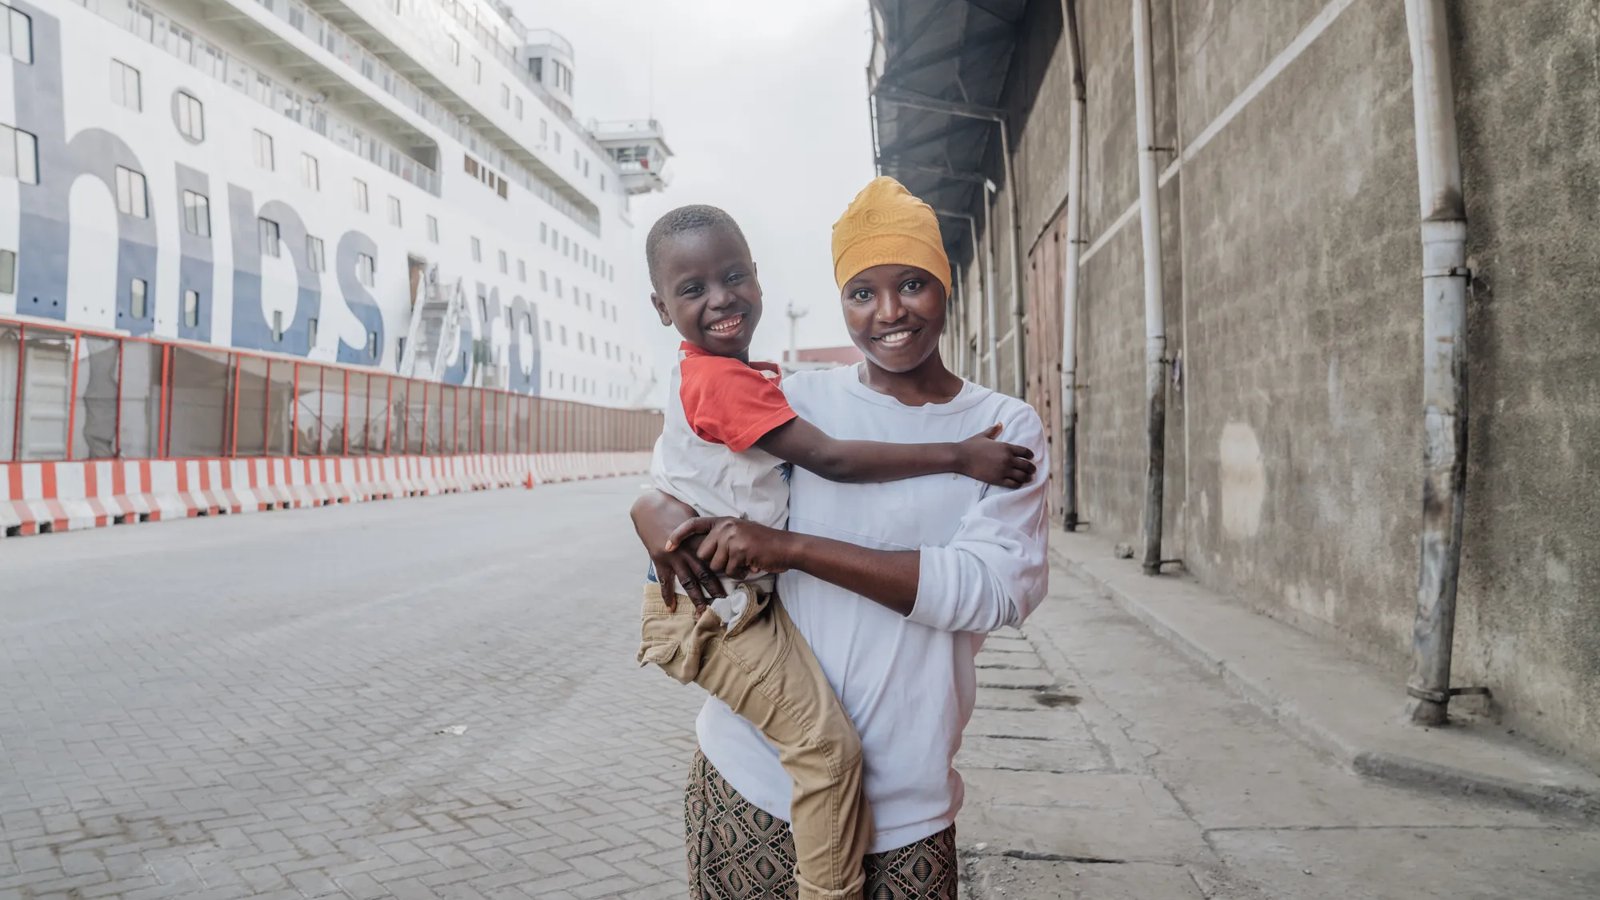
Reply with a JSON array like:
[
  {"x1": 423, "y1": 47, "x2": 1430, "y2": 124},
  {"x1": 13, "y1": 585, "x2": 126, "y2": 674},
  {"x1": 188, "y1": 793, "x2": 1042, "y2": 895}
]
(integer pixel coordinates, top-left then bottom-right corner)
[{"x1": 0, "y1": 480, "x2": 702, "y2": 900}]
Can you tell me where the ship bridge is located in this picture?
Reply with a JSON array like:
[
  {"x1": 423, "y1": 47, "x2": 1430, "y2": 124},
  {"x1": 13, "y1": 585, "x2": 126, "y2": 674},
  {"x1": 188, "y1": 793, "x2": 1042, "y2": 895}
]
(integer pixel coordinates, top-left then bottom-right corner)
[{"x1": 591, "y1": 120, "x2": 672, "y2": 195}]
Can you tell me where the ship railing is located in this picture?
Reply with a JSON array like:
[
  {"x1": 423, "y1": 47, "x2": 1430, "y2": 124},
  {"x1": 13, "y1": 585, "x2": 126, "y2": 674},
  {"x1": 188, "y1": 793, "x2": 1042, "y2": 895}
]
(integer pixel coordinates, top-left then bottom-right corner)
[
  {"x1": 75, "y1": 0, "x2": 441, "y2": 196},
  {"x1": 425, "y1": 0, "x2": 615, "y2": 163},
  {"x1": 251, "y1": 0, "x2": 601, "y2": 232},
  {"x1": 77, "y1": 0, "x2": 601, "y2": 231}
]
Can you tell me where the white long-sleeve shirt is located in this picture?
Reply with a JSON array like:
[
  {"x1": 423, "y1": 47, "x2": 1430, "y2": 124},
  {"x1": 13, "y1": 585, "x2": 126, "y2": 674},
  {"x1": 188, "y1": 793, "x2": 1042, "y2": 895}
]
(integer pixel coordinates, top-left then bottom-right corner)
[{"x1": 695, "y1": 364, "x2": 1051, "y2": 853}]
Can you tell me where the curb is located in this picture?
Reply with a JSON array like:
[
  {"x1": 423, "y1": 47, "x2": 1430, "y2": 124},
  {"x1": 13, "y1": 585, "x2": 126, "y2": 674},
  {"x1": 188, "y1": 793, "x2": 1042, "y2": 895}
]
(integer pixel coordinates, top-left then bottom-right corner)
[
  {"x1": 0, "y1": 452, "x2": 652, "y2": 541},
  {"x1": 1049, "y1": 536, "x2": 1600, "y2": 822}
]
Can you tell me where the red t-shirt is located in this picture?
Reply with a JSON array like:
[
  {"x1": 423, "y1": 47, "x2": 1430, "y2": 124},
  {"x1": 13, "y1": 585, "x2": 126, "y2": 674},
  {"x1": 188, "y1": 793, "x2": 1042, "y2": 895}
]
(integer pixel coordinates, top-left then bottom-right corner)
[{"x1": 677, "y1": 342, "x2": 798, "y2": 453}]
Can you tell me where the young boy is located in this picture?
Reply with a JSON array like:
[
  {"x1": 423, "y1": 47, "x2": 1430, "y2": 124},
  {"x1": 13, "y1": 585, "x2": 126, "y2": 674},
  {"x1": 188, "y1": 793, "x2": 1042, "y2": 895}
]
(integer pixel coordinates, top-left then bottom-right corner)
[{"x1": 637, "y1": 204, "x2": 1034, "y2": 900}]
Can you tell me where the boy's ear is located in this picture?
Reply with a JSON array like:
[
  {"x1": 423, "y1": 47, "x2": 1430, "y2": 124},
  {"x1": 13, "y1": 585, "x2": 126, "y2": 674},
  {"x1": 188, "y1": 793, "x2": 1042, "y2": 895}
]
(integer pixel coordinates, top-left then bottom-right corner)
[{"x1": 650, "y1": 292, "x2": 673, "y2": 327}]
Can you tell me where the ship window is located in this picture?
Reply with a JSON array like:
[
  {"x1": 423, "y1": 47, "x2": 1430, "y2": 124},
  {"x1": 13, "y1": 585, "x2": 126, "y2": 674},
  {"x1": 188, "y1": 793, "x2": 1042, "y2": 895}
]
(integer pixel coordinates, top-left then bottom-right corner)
[
  {"x1": 110, "y1": 60, "x2": 141, "y2": 111},
  {"x1": 181, "y1": 190, "x2": 210, "y2": 237},
  {"x1": 515, "y1": 97, "x2": 523, "y2": 120},
  {"x1": 448, "y1": 36, "x2": 459, "y2": 65},
  {"x1": 387, "y1": 195, "x2": 401, "y2": 227},
  {"x1": 308, "y1": 318, "x2": 318, "y2": 347},
  {"x1": 0, "y1": 249, "x2": 14, "y2": 294},
  {"x1": 584, "y1": 159, "x2": 590, "y2": 178},
  {"x1": 426, "y1": 215, "x2": 439, "y2": 243},
  {"x1": 600, "y1": 174, "x2": 606, "y2": 192},
  {"x1": 554, "y1": 277, "x2": 562, "y2": 296},
  {"x1": 542, "y1": 321, "x2": 551, "y2": 341},
  {"x1": 559, "y1": 326, "x2": 567, "y2": 346},
  {"x1": 182, "y1": 290, "x2": 199, "y2": 328},
  {"x1": 257, "y1": 218, "x2": 281, "y2": 257},
  {"x1": 553, "y1": 133, "x2": 561, "y2": 154},
  {"x1": 175, "y1": 91, "x2": 204, "y2": 142},
  {"x1": 271, "y1": 312, "x2": 284, "y2": 342},
  {"x1": 498, "y1": 249, "x2": 507, "y2": 274},
  {"x1": 561, "y1": 236, "x2": 569, "y2": 256},
  {"x1": 252, "y1": 129, "x2": 274, "y2": 170},
  {"x1": 129, "y1": 278, "x2": 148, "y2": 319},
  {"x1": 540, "y1": 271, "x2": 548, "y2": 291},
  {"x1": 2, "y1": 5, "x2": 31, "y2": 64},
  {"x1": 0, "y1": 124, "x2": 38, "y2": 184},
  {"x1": 471, "y1": 57, "x2": 481, "y2": 84},
  {"x1": 357, "y1": 253, "x2": 376, "y2": 287},
  {"x1": 500, "y1": 84, "x2": 509, "y2": 109},
  {"x1": 352, "y1": 178, "x2": 368, "y2": 212},
  {"x1": 306, "y1": 235, "x2": 325, "y2": 273},
  {"x1": 518, "y1": 259, "x2": 526, "y2": 282},
  {"x1": 366, "y1": 331, "x2": 379, "y2": 358},
  {"x1": 115, "y1": 166, "x2": 148, "y2": 218},
  {"x1": 540, "y1": 119, "x2": 548, "y2": 142},
  {"x1": 539, "y1": 222, "x2": 547, "y2": 243},
  {"x1": 301, "y1": 153, "x2": 319, "y2": 191},
  {"x1": 471, "y1": 236, "x2": 482, "y2": 263}
]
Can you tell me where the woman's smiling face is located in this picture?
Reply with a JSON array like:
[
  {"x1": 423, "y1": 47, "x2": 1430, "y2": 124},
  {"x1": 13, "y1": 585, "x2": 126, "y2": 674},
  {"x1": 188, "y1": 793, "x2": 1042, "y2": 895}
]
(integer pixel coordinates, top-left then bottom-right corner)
[{"x1": 841, "y1": 264, "x2": 947, "y2": 374}]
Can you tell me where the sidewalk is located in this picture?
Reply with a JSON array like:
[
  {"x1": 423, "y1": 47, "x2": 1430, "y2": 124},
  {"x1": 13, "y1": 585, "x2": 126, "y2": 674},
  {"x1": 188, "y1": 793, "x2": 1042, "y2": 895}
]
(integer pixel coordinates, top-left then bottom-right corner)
[{"x1": 954, "y1": 529, "x2": 1600, "y2": 899}]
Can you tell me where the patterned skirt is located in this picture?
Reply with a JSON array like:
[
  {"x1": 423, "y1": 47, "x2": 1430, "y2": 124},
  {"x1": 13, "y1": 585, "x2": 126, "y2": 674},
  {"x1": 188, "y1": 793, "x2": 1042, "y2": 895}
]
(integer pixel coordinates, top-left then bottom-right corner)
[{"x1": 684, "y1": 751, "x2": 959, "y2": 900}]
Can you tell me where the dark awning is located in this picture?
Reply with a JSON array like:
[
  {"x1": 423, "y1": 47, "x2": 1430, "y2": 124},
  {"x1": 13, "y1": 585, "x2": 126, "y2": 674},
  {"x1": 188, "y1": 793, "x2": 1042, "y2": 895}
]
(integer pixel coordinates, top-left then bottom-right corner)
[{"x1": 867, "y1": 0, "x2": 1026, "y2": 255}]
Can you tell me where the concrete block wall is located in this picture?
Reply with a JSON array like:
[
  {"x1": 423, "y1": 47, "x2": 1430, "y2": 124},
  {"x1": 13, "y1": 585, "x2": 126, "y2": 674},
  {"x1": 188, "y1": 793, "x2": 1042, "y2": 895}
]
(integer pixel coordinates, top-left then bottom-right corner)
[{"x1": 965, "y1": 0, "x2": 1600, "y2": 767}]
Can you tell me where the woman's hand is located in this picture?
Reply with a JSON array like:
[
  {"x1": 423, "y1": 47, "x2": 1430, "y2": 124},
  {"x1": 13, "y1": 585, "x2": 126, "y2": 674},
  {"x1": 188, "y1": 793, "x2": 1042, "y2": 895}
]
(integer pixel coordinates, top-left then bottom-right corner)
[
  {"x1": 630, "y1": 492, "x2": 727, "y2": 612},
  {"x1": 665, "y1": 517, "x2": 800, "y2": 582}
]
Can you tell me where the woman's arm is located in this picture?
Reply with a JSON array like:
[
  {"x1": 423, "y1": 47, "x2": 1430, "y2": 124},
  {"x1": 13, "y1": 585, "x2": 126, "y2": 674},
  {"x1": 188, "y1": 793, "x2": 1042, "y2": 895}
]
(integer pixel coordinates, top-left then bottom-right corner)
[{"x1": 668, "y1": 518, "x2": 920, "y2": 616}]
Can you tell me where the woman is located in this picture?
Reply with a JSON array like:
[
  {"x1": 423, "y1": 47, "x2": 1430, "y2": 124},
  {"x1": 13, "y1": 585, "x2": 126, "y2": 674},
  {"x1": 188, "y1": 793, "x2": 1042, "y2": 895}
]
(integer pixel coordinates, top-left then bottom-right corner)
[{"x1": 632, "y1": 177, "x2": 1050, "y2": 899}]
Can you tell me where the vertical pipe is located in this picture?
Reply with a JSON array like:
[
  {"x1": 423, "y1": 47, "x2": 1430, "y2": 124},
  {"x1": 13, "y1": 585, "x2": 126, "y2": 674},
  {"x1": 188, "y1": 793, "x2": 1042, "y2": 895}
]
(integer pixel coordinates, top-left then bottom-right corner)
[
  {"x1": 1131, "y1": 0, "x2": 1169, "y2": 575},
  {"x1": 229, "y1": 354, "x2": 241, "y2": 457},
  {"x1": 1000, "y1": 124, "x2": 1027, "y2": 399},
  {"x1": 982, "y1": 183, "x2": 1000, "y2": 389},
  {"x1": 1403, "y1": 0, "x2": 1470, "y2": 727},
  {"x1": 159, "y1": 346, "x2": 171, "y2": 459},
  {"x1": 966, "y1": 216, "x2": 983, "y2": 383},
  {"x1": 264, "y1": 360, "x2": 273, "y2": 456},
  {"x1": 341, "y1": 370, "x2": 350, "y2": 456},
  {"x1": 1060, "y1": 0, "x2": 1086, "y2": 531},
  {"x1": 65, "y1": 333, "x2": 81, "y2": 461},
  {"x1": 113, "y1": 340, "x2": 124, "y2": 459},
  {"x1": 10, "y1": 324, "x2": 23, "y2": 460}
]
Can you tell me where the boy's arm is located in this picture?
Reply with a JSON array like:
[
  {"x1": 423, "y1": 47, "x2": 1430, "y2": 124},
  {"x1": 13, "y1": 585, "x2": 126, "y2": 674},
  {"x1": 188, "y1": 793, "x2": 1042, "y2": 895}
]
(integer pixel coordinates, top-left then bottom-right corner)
[{"x1": 755, "y1": 416, "x2": 1035, "y2": 487}]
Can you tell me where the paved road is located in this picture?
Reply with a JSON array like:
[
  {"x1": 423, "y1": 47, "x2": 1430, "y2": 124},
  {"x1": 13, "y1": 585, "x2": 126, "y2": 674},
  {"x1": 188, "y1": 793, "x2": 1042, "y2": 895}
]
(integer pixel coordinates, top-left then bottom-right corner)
[{"x1": 1, "y1": 480, "x2": 700, "y2": 899}]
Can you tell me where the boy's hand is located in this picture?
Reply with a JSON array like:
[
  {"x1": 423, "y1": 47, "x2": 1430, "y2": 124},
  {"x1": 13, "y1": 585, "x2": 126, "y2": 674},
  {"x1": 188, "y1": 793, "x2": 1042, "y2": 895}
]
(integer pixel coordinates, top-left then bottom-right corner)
[
  {"x1": 631, "y1": 492, "x2": 726, "y2": 613},
  {"x1": 955, "y1": 424, "x2": 1037, "y2": 488}
]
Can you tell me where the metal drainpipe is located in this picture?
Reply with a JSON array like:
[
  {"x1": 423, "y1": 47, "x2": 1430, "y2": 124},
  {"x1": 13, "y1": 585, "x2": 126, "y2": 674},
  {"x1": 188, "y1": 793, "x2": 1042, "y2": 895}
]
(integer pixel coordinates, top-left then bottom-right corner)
[
  {"x1": 1403, "y1": 0, "x2": 1471, "y2": 727},
  {"x1": 1131, "y1": 0, "x2": 1169, "y2": 575},
  {"x1": 1000, "y1": 123, "x2": 1027, "y2": 398},
  {"x1": 952, "y1": 261, "x2": 967, "y2": 376},
  {"x1": 982, "y1": 182, "x2": 1001, "y2": 389},
  {"x1": 1060, "y1": 0, "x2": 1087, "y2": 531}
]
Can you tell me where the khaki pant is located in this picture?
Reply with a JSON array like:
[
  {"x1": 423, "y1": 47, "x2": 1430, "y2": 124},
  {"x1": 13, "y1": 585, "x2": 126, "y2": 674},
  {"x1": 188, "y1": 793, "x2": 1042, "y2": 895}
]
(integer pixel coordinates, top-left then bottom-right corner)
[{"x1": 638, "y1": 582, "x2": 872, "y2": 900}]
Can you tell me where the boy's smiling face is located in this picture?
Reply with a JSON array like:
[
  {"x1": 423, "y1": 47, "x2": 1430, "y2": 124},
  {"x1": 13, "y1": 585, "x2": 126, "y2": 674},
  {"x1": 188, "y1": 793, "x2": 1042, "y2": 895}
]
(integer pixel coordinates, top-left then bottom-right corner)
[{"x1": 650, "y1": 225, "x2": 763, "y2": 361}]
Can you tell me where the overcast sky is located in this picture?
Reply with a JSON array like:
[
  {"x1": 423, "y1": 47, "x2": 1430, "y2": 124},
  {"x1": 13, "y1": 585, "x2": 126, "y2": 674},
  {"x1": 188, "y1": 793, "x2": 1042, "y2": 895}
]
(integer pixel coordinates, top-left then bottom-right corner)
[{"x1": 516, "y1": 0, "x2": 876, "y2": 369}]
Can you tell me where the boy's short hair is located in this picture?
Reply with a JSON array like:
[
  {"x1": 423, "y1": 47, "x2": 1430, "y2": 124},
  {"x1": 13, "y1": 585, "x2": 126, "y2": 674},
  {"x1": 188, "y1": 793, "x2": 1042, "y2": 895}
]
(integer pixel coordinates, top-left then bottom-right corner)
[{"x1": 646, "y1": 205, "x2": 749, "y2": 286}]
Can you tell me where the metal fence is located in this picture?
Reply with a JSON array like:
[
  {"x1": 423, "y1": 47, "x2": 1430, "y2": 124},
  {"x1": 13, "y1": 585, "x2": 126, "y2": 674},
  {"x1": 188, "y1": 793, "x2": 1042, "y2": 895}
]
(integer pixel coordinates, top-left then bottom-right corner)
[{"x1": 0, "y1": 319, "x2": 661, "y2": 463}]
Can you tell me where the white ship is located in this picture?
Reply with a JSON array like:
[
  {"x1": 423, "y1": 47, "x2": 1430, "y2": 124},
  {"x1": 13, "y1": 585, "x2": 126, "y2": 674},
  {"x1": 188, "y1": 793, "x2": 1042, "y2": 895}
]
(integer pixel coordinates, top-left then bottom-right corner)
[{"x1": 0, "y1": 0, "x2": 670, "y2": 462}]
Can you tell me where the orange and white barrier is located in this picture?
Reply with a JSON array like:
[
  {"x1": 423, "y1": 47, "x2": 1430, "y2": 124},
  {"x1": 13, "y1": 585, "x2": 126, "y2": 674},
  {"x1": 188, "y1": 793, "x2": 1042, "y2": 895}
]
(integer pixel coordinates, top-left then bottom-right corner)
[{"x1": 0, "y1": 451, "x2": 652, "y2": 539}]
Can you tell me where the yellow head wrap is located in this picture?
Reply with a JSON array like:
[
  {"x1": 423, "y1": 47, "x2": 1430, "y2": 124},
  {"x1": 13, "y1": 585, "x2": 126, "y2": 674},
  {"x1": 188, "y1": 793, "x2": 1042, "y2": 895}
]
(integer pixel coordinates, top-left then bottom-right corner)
[{"x1": 831, "y1": 176, "x2": 952, "y2": 294}]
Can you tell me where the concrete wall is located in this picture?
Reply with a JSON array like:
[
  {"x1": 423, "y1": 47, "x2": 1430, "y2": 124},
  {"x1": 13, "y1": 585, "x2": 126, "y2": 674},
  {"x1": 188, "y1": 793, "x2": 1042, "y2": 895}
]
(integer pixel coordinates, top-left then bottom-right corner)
[{"x1": 961, "y1": 0, "x2": 1600, "y2": 767}]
